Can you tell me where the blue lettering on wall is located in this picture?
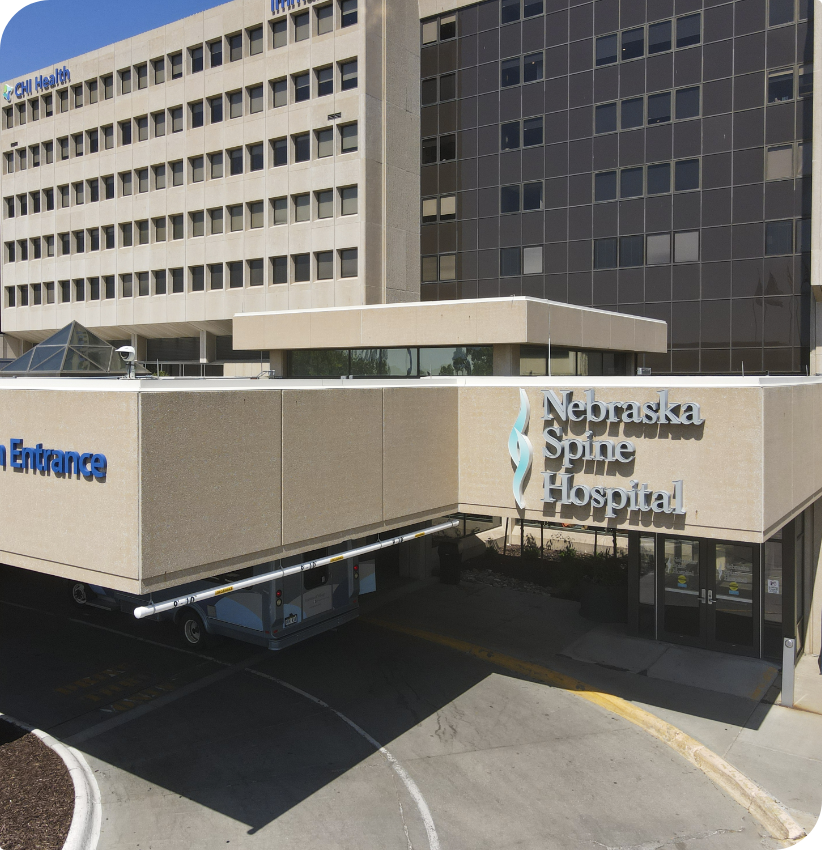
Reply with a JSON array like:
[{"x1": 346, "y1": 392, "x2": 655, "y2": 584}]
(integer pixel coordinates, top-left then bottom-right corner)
[
  {"x1": 7, "y1": 67, "x2": 69, "y2": 101},
  {"x1": 4, "y1": 438, "x2": 106, "y2": 479}
]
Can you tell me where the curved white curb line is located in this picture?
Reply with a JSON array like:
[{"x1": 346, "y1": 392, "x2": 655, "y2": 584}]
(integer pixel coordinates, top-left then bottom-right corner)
[{"x1": 0, "y1": 713, "x2": 101, "y2": 850}]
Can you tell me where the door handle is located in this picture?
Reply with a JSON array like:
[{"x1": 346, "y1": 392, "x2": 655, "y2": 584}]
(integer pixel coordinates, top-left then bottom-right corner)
[
  {"x1": 700, "y1": 588, "x2": 706, "y2": 603},
  {"x1": 708, "y1": 590, "x2": 714, "y2": 605}
]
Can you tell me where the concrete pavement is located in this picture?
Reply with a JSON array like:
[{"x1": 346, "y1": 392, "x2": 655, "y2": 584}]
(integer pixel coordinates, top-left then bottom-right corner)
[{"x1": 1, "y1": 564, "x2": 819, "y2": 848}]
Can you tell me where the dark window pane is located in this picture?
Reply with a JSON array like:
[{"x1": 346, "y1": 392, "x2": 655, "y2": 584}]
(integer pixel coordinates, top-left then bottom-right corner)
[
  {"x1": 440, "y1": 14, "x2": 456, "y2": 39},
  {"x1": 501, "y1": 121, "x2": 521, "y2": 149},
  {"x1": 523, "y1": 117, "x2": 543, "y2": 146},
  {"x1": 765, "y1": 220, "x2": 793, "y2": 254},
  {"x1": 294, "y1": 133, "x2": 310, "y2": 162},
  {"x1": 501, "y1": 58, "x2": 520, "y2": 87},
  {"x1": 769, "y1": 0, "x2": 794, "y2": 25},
  {"x1": 619, "y1": 234, "x2": 644, "y2": 266},
  {"x1": 500, "y1": 246, "x2": 521, "y2": 275},
  {"x1": 523, "y1": 181, "x2": 543, "y2": 210},
  {"x1": 501, "y1": 0, "x2": 520, "y2": 24},
  {"x1": 421, "y1": 78, "x2": 438, "y2": 105},
  {"x1": 649, "y1": 20, "x2": 672, "y2": 54},
  {"x1": 621, "y1": 28, "x2": 644, "y2": 61},
  {"x1": 621, "y1": 97, "x2": 644, "y2": 129},
  {"x1": 648, "y1": 91, "x2": 671, "y2": 124},
  {"x1": 798, "y1": 66, "x2": 812, "y2": 97},
  {"x1": 620, "y1": 167, "x2": 643, "y2": 197},
  {"x1": 440, "y1": 72, "x2": 456, "y2": 100},
  {"x1": 676, "y1": 86, "x2": 700, "y2": 119},
  {"x1": 596, "y1": 34, "x2": 618, "y2": 66},
  {"x1": 676, "y1": 14, "x2": 701, "y2": 48},
  {"x1": 595, "y1": 102, "x2": 617, "y2": 133},
  {"x1": 524, "y1": 53, "x2": 543, "y2": 83},
  {"x1": 595, "y1": 170, "x2": 617, "y2": 201},
  {"x1": 524, "y1": 0, "x2": 543, "y2": 16},
  {"x1": 440, "y1": 133, "x2": 456, "y2": 160},
  {"x1": 594, "y1": 237, "x2": 617, "y2": 268},
  {"x1": 422, "y1": 137, "x2": 438, "y2": 164},
  {"x1": 769, "y1": 71, "x2": 794, "y2": 102},
  {"x1": 501, "y1": 184, "x2": 521, "y2": 212},
  {"x1": 797, "y1": 218, "x2": 811, "y2": 252},
  {"x1": 647, "y1": 162, "x2": 671, "y2": 194},
  {"x1": 675, "y1": 158, "x2": 700, "y2": 190}
]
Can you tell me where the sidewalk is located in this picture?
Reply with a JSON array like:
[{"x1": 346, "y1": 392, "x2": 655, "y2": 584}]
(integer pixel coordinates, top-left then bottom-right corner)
[{"x1": 364, "y1": 577, "x2": 822, "y2": 835}]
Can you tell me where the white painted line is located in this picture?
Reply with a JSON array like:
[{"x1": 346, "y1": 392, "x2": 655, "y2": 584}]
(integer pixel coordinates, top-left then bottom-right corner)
[{"x1": 247, "y1": 668, "x2": 440, "y2": 850}]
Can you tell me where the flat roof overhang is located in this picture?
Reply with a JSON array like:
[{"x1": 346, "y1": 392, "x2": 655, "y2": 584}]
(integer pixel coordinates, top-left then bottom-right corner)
[
  {"x1": 0, "y1": 375, "x2": 817, "y2": 594},
  {"x1": 232, "y1": 298, "x2": 668, "y2": 355}
]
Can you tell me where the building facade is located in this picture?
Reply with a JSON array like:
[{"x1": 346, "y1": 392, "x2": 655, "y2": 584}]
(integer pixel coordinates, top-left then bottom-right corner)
[
  {"x1": 418, "y1": 0, "x2": 816, "y2": 375},
  {"x1": 0, "y1": 0, "x2": 420, "y2": 371}
]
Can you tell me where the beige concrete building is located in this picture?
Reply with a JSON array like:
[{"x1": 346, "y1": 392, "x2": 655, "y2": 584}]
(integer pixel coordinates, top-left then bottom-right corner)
[{"x1": 0, "y1": 0, "x2": 420, "y2": 365}]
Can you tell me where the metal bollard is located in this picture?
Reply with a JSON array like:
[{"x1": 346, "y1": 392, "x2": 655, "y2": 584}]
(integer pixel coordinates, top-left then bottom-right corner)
[{"x1": 782, "y1": 638, "x2": 796, "y2": 708}]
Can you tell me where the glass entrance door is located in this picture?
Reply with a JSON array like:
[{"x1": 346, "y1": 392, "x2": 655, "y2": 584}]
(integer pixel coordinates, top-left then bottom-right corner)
[{"x1": 657, "y1": 536, "x2": 760, "y2": 657}]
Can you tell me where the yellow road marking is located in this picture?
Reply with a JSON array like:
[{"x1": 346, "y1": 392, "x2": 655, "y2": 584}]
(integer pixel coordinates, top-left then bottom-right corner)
[{"x1": 364, "y1": 618, "x2": 805, "y2": 843}]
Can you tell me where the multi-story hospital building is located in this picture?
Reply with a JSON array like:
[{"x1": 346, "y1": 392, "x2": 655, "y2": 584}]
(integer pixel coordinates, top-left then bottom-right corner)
[{"x1": 0, "y1": 0, "x2": 821, "y2": 679}]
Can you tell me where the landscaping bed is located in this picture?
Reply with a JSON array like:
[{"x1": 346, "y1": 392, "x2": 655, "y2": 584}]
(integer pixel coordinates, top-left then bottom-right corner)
[{"x1": 0, "y1": 718, "x2": 73, "y2": 850}]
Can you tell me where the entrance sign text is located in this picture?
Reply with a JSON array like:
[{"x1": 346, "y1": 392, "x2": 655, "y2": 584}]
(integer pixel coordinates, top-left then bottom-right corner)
[
  {"x1": 0, "y1": 438, "x2": 107, "y2": 479},
  {"x1": 510, "y1": 389, "x2": 704, "y2": 518},
  {"x1": 4, "y1": 67, "x2": 70, "y2": 102}
]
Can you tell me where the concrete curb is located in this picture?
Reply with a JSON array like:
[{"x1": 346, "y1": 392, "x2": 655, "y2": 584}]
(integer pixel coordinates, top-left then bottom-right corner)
[
  {"x1": 366, "y1": 619, "x2": 807, "y2": 844},
  {"x1": 0, "y1": 713, "x2": 101, "y2": 850}
]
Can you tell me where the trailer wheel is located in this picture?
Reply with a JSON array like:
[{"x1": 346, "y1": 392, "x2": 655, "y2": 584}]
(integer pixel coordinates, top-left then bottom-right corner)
[
  {"x1": 178, "y1": 609, "x2": 209, "y2": 649},
  {"x1": 69, "y1": 581, "x2": 94, "y2": 608}
]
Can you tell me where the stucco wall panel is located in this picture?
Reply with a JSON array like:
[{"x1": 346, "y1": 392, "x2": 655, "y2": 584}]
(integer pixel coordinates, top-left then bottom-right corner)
[
  {"x1": 0, "y1": 389, "x2": 139, "y2": 582},
  {"x1": 281, "y1": 388, "x2": 383, "y2": 544},
  {"x1": 139, "y1": 390, "x2": 282, "y2": 581},
  {"x1": 383, "y1": 386, "x2": 459, "y2": 518}
]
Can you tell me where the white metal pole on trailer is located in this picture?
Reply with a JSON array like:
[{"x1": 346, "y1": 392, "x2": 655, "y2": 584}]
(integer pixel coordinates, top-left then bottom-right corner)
[{"x1": 133, "y1": 519, "x2": 460, "y2": 619}]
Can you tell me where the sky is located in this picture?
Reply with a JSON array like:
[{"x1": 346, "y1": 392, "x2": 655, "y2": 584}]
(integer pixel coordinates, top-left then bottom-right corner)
[{"x1": 0, "y1": 0, "x2": 228, "y2": 82}]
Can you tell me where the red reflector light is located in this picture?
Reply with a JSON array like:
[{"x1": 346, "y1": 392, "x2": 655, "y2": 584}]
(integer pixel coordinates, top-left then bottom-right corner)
[{"x1": 276, "y1": 590, "x2": 282, "y2": 597}]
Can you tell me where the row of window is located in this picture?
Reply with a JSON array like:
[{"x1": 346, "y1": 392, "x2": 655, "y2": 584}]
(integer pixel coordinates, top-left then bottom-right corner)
[
  {"x1": 596, "y1": 14, "x2": 701, "y2": 69},
  {"x1": 5, "y1": 249, "x2": 360, "y2": 307},
  {"x1": 3, "y1": 127, "x2": 359, "y2": 215},
  {"x1": 3, "y1": 60, "x2": 358, "y2": 152},
  {"x1": 2, "y1": 2, "x2": 359, "y2": 130},
  {"x1": 595, "y1": 88, "x2": 700, "y2": 134},
  {"x1": 4, "y1": 188, "x2": 359, "y2": 260},
  {"x1": 595, "y1": 159, "x2": 700, "y2": 201},
  {"x1": 420, "y1": 0, "x2": 809, "y2": 47}
]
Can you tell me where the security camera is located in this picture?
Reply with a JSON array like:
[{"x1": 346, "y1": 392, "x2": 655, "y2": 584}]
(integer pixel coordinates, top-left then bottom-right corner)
[{"x1": 117, "y1": 346, "x2": 136, "y2": 364}]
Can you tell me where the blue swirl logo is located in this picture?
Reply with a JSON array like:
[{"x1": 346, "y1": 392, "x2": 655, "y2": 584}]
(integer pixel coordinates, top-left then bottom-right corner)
[{"x1": 508, "y1": 388, "x2": 533, "y2": 510}]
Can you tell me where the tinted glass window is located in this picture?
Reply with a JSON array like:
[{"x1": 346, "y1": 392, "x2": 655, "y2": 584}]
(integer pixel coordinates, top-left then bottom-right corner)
[
  {"x1": 676, "y1": 87, "x2": 700, "y2": 119},
  {"x1": 648, "y1": 20, "x2": 672, "y2": 54},
  {"x1": 594, "y1": 238, "x2": 617, "y2": 268},
  {"x1": 523, "y1": 117, "x2": 543, "y2": 146},
  {"x1": 647, "y1": 162, "x2": 671, "y2": 194},
  {"x1": 501, "y1": 58, "x2": 520, "y2": 87},
  {"x1": 647, "y1": 92, "x2": 671, "y2": 124},
  {"x1": 595, "y1": 171, "x2": 617, "y2": 201},
  {"x1": 500, "y1": 247, "x2": 521, "y2": 275},
  {"x1": 501, "y1": 121, "x2": 521, "y2": 149},
  {"x1": 524, "y1": 53, "x2": 543, "y2": 83},
  {"x1": 619, "y1": 235, "x2": 644, "y2": 267},
  {"x1": 501, "y1": 0, "x2": 520, "y2": 24},
  {"x1": 620, "y1": 167, "x2": 643, "y2": 197},
  {"x1": 676, "y1": 14, "x2": 701, "y2": 48},
  {"x1": 440, "y1": 73, "x2": 456, "y2": 100},
  {"x1": 595, "y1": 103, "x2": 617, "y2": 133},
  {"x1": 769, "y1": 0, "x2": 794, "y2": 25},
  {"x1": 621, "y1": 97, "x2": 644, "y2": 129},
  {"x1": 765, "y1": 220, "x2": 793, "y2": 254},
  {"x1": 768, "y1": 70, "x2": 794, "y2": 102},
  {"x1": 501, "y1": 184, "x2": 521, "y2": 212},
  {"x1": 421, "y1": 78, "x2": 437, "y2": 105},
  {"x1": 621, "y1": 28, "x2": 644, "y2": 61},
  {"x1": 523, "y1": 182, "x2": 543, "y2": 210},
  {"x1": 596, "y1": 34, "x2": 618, "y2": 66},
  {"x1": 675, "y1": 159, "x2": 700, "y2": 190}
]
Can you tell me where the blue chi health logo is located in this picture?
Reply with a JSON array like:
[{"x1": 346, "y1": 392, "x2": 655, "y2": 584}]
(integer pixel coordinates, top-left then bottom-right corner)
[
  {"x1": 508, "y1": 388, "x2": 533, "y2": 510},
  {"x1": 2, "y1": 85, "x2": 12, "y2": 103}
]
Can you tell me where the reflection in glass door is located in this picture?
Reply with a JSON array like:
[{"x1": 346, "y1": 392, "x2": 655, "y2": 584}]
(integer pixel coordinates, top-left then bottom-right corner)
[
  {"x1": 659, "y1": 537, "x2": 703, "y2": 645},
  {"x1": 709, "y1": 542, "x2": 758, "y2": 656},
  {"x1": 656, "y1": 536, "x2": 761, "y2": 656}
]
